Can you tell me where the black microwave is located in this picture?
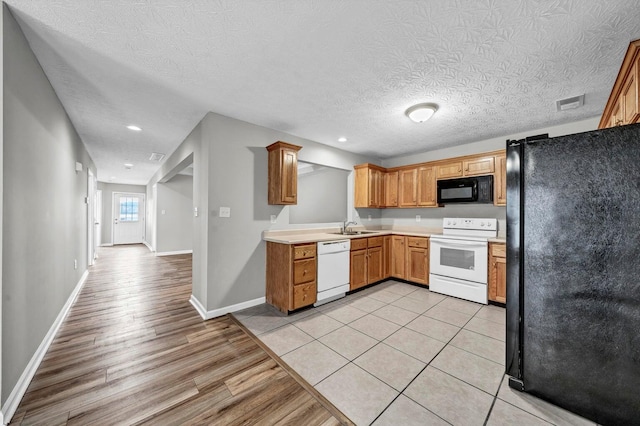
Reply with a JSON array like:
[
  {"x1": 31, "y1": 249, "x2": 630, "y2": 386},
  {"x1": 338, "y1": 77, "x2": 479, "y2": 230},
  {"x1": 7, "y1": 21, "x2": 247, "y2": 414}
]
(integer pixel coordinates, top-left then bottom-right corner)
[{"x1": 437, "y1": 175, "x2": 493, "y2": 204}]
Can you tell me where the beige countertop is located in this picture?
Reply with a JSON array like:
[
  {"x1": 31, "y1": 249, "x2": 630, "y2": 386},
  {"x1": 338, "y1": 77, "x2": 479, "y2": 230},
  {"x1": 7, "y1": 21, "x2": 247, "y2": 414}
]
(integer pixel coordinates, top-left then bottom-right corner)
[
  {"x1": 263, "y1": 226, "x2": 507, "y2": 245},
  {"x1": 264, "y1": 226, "x2": 436, "y2": 244}
]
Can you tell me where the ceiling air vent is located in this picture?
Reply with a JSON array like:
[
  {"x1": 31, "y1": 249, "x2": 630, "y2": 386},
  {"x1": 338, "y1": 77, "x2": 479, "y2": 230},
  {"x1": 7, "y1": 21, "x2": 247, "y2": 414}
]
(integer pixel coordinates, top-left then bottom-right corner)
[
  {"x1": 556, "y1": 94, "x2": 584, "y2": 112},
  {"x1": 149, "y1": 152, "x2": 165, "y2": 162}
]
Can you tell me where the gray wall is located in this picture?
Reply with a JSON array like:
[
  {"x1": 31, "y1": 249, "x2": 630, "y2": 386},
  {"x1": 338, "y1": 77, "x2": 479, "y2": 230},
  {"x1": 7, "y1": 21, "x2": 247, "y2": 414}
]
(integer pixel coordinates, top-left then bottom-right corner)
[
  {"x1": 148, "y1": 112, "x2": 377, "y2": 313},
  {"x1": 156, "y1": 174, "x2": 193, "y2": 253},
  {"x1": 97, "y1": 182, "x2": 146, "y2": 245},
  {"x1": 2, "y1": 5, "x2": 95, "y2": 406}
]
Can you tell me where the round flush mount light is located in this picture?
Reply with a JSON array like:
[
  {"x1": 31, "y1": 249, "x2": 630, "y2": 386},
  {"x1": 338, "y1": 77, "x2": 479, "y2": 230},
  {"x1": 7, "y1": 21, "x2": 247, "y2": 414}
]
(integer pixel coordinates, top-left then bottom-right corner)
[
  {"x1": 405, "y1": 103, "x2": 438, "y2": 123},
  {"x1": 126, "y1": 125, "x2": 142, "y2": 131},
  {"x1": 124, "y1": 163, "x2": 134, "y2": 169},
  {"x1": 338, "y1": 137, "x2": 347, "y2": 143}
]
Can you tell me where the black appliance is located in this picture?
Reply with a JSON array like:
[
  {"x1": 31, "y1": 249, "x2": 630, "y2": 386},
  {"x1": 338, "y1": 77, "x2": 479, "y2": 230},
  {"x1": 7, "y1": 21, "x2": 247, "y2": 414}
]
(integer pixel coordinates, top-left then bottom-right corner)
[
  {"x1": 506, "y1": 125, "x2": 640, "y2": 425},
  {"x1": 437, "y1": 175, "x2": 493, "y2": 204}
]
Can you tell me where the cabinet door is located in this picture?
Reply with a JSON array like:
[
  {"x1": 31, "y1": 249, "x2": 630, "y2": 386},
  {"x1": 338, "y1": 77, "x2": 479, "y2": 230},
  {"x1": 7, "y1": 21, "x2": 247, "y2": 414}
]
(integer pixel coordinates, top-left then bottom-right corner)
[
  {"x1": 416, "y1": 166, "x2": 437, "y2": 207},
  {"x1": 382, "y1": 235, "x2": 391, "y2": 278},
  {"x1": 436, "y1": 162, "x2": 463, "y2": 179},
  {"x1": 610, "y1": 100, "x2": 624, "y2": 127},
  {"x1": 489, "y1": 255, "x2": 507, "y2": 303},
  {"x1": 367, "y1": 246, "x2": 384, "y2": 284},
  {"x1": 398, "y1": 169, "x2": 417, "y2": 207},
  {"x1": 354, "y1": 166, "x2": 370, "y2": 208},
  {"x1": 280, "y1": 148, "x2": 298, "y2": 204},
  {"x1": 293, "y1": 282, "x2": 316, "y2": 310},
  {"x1": 350, "y1": 249, "x2": 368, "y2": 290},
  {"x1": 368, "y1": 168, "x2": 381, "y2": 207},
  {"x1": 464, "y1": 156, "x2": 495, "y2": 176},
  {"x1": 494, "y1": 154, "x2": 507, "y2": 206},
  {"x1": 391, "y1": 236, "x2": 406, "y2": 279},
  {"x1": 384, "y1": 171, "x2": 399, "y2": 207},
  {"x1": 406, "y1": 246, "x2": 428, "y2": 285},
  {"x1": 622, "y1": 61, "x2": 640, "y2": 125}
]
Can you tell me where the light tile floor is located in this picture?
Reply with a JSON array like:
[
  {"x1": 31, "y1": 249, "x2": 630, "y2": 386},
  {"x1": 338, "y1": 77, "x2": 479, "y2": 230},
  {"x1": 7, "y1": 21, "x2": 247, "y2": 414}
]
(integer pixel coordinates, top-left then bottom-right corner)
[{"x1": 235, "y1": 281, "x2": 596, "y2": 426}]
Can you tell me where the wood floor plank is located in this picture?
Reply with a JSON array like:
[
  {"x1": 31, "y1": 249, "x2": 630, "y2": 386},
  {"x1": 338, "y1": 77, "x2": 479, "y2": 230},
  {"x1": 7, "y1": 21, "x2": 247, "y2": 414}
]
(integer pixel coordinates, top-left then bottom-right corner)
[{"x1": 9, "y1": 244, "x2": 352, "y2": 425}]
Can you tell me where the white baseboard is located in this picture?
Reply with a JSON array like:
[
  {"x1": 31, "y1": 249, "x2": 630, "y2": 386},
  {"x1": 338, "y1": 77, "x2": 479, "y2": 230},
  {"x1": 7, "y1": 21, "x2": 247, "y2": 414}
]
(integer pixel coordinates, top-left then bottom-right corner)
[
  {"x1": 100, "y1": 243, "x2": 113, "y2": 247},
  {"x1": 142, "y1": 240, "x2": 154, "y2": 252},
  {"x1": 156, "y1": 249, "x2": 192, "y2": 257},
  {"x1": 1, "y1": 270, "x2": 89, "y2": 424},
  {"x1": 189, "y1": 295, "x2": 266, "y2": 320}
]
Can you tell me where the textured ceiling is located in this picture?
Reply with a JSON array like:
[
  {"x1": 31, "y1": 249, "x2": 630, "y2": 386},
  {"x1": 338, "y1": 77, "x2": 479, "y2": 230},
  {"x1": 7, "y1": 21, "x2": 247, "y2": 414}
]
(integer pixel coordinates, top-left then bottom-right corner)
[{"x1": 6, "y1": 1, "x2": 640, "y2": 184}]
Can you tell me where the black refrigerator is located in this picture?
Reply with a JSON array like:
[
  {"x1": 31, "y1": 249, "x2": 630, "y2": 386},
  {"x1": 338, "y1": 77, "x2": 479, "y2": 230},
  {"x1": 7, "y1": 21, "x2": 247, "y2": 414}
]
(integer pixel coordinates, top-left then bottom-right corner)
[{"x1": 506, "y1": 124, "x2": 640, "y2": 425}]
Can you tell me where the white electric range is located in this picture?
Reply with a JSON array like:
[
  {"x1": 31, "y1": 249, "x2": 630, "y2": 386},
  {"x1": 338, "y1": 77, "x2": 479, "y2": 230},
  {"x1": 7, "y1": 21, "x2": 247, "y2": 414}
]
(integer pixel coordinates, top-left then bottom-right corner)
[{"x1": 429, "y1": 218, "x2": 497, "y2": 304}]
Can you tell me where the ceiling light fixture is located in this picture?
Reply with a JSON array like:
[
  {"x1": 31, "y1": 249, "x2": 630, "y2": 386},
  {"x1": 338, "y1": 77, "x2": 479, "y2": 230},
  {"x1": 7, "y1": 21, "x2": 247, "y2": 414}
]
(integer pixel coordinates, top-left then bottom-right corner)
[
  {"x1": 338, "y1": 137, "x2": 347, "y2": 143},
  {"x1": 405, "y1": 103, "x2": 438, "y2": 123},
  {"x1": 124, "y1": 163, "x2": 133, "y2": 169},
  {"x1": 127, "y1": 125, "x2": 142, "y2": 131}
]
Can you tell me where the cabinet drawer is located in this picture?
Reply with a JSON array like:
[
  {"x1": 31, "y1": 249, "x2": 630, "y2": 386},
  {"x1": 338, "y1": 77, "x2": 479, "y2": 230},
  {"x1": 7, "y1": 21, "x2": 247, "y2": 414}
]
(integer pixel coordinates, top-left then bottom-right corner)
[
  {"x1": 367, "y1": 236, "x2": 383, "y2": 248},
  {"x1": 407, "y1": 236, "x2": 428, "y2": 248},
  {"x1": 293, "y1": 282, "x2": 316, "y2": 309},
  {"x1": 293, "y1": 259, "x2": 316, "y2": 284},
  {"x1": 293, "y1": 244, "x2": 316, "y2": 260},
  {"x1": 351, "y1": 238, "x2": 368, "y2": 251},
  {"x1": 491, "y1": 243, "x2": 506, "y2": 258}
]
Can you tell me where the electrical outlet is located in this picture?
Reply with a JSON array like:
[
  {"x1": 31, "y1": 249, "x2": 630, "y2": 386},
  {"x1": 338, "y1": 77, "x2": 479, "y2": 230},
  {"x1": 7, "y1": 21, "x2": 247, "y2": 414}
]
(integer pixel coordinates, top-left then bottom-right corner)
[
  {"x1": 270, "y1": 215, "x2": 277, "y2": 223},
  {"x1": 161, "y1": 209, "x2": 166, "y2": 215},
  {"x1": 219, "y1": 207, "x2": 231, "y2": 218},
  {"x1": 367, "y1": 214, "x2": 372, "y2": 221},
  {"x1": 74, "y1": 259, "x2": 77, "y2": 270},
  {"x1": 416, "y1": 215, "x2": 421, "y2": 222},
  {"x1": 194, "y1": 207, "x2": 198, "y2": 217}
]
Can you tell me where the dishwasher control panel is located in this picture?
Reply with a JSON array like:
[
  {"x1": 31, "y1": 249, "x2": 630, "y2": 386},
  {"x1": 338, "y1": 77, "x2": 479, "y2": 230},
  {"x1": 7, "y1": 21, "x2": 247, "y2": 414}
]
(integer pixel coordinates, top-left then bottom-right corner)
[{"x1": 317, "y1": 240, "x2": 350, "y2": 254}]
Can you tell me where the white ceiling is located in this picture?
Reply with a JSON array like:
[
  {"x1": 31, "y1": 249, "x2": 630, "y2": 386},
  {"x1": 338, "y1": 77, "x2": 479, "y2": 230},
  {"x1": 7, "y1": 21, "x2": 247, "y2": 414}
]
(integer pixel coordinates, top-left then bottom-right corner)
[{"x1": 6, "y1": 1, "x2": 640, "y2": 184}]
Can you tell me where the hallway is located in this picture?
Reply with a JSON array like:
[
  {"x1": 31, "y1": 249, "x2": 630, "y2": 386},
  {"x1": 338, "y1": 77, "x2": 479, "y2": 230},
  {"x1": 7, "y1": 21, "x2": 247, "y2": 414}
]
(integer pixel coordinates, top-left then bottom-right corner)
[{"x1": 9, "y1": 245, "x2": 349, "y2": 425}]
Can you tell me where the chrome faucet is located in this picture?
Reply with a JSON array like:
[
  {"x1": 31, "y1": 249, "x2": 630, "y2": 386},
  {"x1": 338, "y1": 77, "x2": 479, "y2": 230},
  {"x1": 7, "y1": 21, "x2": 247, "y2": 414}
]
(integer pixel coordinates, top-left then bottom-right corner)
[{"x1": 342, "y1": 220, "x2": 357, "y2": 234}]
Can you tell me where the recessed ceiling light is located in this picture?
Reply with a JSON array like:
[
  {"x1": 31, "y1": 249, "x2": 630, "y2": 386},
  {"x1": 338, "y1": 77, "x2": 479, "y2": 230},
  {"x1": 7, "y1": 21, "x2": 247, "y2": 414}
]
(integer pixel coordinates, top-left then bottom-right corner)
[
  {"x1": 126, "y1": 125, "x2": 142, "y2": 131},
  {"x1": 405, "y1": 103, "x2": 438, "y2": 123},
  {"x1": 110, "y1": 176, "x2": 116, "y2": 181},
  {"x1": 124, "y1": 163, "x2": 134, "y2": 169},
  {"x1": 338, "y1": 137, "x2": 347, "y2": 143}
]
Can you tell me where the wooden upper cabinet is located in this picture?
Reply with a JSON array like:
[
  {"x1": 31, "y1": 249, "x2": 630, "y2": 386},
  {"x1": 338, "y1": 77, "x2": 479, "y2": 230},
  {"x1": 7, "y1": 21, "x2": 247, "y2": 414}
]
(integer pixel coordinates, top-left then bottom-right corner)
[
  {"x1": 494, "y1": 154, "x2": 507, "y2": 206},
  {"x1": 464, "y1": 156, "x2": 495, "y2": 176},
  {"x1": 416, "y1": 166, "x2": 437, "y2": 207},
  {"x1": 398, "y1": 168, "x2": 418, "y2": 207},
  {"x1": 436, "y1": 161, "x2": 463, "y2": 179},
  {"x1": 600, "y1": 39, "x2": 640, "y2": 129},
  {"x1": 354, "y1": 164, "x2": 385, "y2": 208},
  {"x1": 267, "y1": 141, "x2": 302, "y2": 205},
  {"x1": 384, "y1": 171, "x2": 399, "y2": 207}
]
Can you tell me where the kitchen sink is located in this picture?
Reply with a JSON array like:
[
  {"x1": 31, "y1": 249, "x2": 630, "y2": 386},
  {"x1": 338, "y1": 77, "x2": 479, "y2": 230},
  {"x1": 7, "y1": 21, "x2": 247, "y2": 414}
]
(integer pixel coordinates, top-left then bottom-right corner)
[{"x1": 331, "y1": 230, "x2": 379, "y2": 235}]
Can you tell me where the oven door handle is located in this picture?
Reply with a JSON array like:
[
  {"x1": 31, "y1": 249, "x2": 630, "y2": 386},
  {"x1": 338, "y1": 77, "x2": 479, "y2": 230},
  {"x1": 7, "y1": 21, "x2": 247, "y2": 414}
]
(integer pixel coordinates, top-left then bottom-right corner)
[{"x1": 431, "y1": 240, "x2": 487, "y2": 249}]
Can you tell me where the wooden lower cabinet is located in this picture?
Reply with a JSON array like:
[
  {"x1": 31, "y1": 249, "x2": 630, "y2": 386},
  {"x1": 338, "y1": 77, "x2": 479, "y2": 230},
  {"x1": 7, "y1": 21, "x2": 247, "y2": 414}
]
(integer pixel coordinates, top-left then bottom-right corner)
[
  {"x1": 350, "y1": 237, "x2": 384, "y2": 290},
  {"x1": 405, "y1": 237, "x2": 429, "y2": 285},
  {"x1": 266, "y1": 242, "x2": 317, "y2": 313},
  {"x1": 489, "y1": 242, "x2": 506, "y2": 303},
  {"x1": 391, "y1": 236, "x2": 406, "y2": 279}
]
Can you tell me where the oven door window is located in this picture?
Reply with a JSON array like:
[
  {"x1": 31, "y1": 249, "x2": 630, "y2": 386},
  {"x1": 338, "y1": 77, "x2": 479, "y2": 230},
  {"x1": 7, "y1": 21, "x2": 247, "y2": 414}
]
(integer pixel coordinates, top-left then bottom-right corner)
[{"x1": 440, "y1": 247, "x2": 475, "y2": 271}]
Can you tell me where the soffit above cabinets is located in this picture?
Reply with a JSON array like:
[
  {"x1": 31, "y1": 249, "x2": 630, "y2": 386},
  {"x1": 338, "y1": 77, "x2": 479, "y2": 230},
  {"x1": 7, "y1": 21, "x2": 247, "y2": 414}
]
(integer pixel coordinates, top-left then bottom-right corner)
[{"x1": 5, "y1": 1, "x2": 640, "y2": 184}]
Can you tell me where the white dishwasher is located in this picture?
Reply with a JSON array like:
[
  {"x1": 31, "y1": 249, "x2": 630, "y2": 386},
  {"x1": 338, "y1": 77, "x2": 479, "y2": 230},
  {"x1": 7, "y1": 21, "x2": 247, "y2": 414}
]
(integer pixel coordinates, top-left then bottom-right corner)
[{"x1": 315, "y1": 240, "x2": 351, "y2": 306}]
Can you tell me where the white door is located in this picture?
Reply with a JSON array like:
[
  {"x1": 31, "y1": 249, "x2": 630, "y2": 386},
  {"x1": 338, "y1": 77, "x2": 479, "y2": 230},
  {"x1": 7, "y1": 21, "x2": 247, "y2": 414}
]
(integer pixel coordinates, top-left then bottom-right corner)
[
  {"x1": 88, "y1": 170, "x2": 95, "y2": 265},
  {"x1": 113, "y1": 192, "x2": 145, "y2": 245}
]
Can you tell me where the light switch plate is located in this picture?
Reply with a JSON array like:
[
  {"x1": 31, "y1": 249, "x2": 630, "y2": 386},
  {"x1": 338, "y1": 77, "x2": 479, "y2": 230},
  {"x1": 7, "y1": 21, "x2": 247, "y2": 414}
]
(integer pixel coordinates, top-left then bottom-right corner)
[
  {"x1": 270, "y1": 215, "x2": 277, "y2": 223},
  {"x1": 219, "y1": 207, "x2": 231, "y2": 218},
  {"x1": 416, "y1": 215, "x2": 421, "y2": 222}
]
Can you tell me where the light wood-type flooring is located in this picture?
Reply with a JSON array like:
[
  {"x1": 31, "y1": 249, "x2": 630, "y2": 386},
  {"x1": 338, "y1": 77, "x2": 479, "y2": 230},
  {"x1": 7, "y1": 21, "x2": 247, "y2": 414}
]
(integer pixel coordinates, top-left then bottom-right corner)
[{"x1": 9, "y1": 245, "x2": 352, "y2": 425}]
